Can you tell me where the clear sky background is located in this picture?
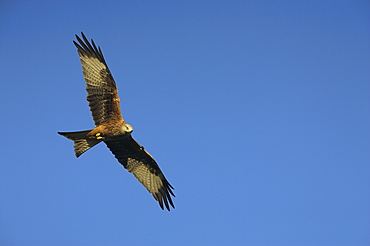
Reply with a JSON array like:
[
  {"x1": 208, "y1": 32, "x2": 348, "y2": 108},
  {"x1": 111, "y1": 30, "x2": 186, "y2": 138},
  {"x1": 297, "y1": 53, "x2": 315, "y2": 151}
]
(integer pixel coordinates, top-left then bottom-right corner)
[{"x1": 1, "y1": 1, "x2": 369, "y2": 245}]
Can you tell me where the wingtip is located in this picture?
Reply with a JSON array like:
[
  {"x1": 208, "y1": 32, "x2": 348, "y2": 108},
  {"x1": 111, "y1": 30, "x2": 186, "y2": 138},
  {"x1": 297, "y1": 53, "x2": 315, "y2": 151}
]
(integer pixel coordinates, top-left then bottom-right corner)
[
  {"x1": 77, "y1": 31, "x2": 86, "y2": 38},
  {"x1": 156, "y1": 193, "x2": 175, "y2": 211}
]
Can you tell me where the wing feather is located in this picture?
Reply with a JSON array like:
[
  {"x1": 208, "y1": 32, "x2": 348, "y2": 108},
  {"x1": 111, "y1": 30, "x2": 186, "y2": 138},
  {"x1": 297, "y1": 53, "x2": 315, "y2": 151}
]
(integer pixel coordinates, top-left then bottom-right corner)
[
  {"x1": 74, "y1": 32, "x2": 122, "y2": 126},
  {"x1": 105, "y1": 136, "x2": 175, "y2": 211}
]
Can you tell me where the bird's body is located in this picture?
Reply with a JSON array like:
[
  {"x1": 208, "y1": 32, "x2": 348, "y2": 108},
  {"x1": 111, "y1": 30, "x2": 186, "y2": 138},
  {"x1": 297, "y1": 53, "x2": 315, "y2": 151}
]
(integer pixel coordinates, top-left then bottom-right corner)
[{"x1": 58, "y1": 32, "x2": 175, "y2": 211}]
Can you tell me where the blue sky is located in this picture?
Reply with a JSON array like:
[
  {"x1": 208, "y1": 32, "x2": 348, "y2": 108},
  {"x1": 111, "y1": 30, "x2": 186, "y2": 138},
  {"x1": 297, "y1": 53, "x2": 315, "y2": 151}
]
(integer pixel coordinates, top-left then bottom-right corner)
[{"x1": 1, "y1": 1, "x2": 369, "y2": 245}]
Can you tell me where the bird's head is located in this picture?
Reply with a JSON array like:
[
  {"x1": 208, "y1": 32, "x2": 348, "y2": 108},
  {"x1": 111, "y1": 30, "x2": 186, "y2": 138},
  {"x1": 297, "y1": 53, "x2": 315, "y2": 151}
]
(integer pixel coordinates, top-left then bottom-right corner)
[{"x1": 122, "y1": 122, "x2": 134, "y2": 135}]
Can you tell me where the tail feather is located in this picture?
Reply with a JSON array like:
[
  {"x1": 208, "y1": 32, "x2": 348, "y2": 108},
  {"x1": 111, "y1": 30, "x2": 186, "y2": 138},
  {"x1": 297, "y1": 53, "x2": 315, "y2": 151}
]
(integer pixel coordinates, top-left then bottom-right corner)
[{"x1": 58, "y1": 130, "x2": 101, "y2": 157}]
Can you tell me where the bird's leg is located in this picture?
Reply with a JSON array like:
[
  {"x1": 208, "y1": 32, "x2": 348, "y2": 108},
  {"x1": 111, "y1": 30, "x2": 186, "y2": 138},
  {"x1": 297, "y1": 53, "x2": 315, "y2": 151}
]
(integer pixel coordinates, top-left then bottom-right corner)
[{"x1": 95, "y1": 133, "x2": 104, "y2": 140}]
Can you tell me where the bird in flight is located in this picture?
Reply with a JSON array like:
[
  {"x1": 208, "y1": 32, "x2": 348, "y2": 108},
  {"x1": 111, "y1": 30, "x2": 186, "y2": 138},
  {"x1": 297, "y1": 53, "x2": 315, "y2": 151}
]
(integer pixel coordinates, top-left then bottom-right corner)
[{"x1": 58, "y1": 32, "x2": 175, "y2": 211}]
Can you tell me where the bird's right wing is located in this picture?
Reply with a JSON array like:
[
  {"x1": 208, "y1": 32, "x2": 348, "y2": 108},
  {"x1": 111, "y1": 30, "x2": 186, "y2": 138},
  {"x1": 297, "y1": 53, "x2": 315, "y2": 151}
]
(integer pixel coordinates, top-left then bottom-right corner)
[{"x1": 73, "y1": 32, "x2": 122, "y2": 126}]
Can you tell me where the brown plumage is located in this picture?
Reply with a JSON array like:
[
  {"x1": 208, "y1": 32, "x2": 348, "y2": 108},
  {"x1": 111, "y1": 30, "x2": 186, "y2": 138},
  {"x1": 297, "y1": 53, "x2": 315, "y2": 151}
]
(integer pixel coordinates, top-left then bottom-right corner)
[{"x1": 58, "y1": 32, "x2": 175, "y2": 211}]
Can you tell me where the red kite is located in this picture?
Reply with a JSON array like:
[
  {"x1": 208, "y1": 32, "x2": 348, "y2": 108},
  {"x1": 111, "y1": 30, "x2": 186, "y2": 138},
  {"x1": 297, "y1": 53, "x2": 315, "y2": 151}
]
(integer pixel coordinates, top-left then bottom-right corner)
[{"x1": 58, "y1": 32, "x2": 175, "y2": 211}]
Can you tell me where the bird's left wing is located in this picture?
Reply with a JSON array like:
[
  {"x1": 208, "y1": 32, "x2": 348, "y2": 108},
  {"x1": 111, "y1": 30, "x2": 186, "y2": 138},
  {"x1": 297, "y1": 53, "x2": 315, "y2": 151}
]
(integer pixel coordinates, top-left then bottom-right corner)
[{"x1": 105, "y1": 136, "x2": 175, "y2": 211}]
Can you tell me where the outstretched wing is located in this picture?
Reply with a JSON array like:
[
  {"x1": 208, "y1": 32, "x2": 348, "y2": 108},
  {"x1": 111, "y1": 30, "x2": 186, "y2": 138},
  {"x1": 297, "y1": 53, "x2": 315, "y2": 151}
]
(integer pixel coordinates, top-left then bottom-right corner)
[
  {"x1": 74, "y1": 32, "x2": 122, "y2": 126},
  {"x1": 105, "y1": 136, "x2": 175, "y2": 211}
]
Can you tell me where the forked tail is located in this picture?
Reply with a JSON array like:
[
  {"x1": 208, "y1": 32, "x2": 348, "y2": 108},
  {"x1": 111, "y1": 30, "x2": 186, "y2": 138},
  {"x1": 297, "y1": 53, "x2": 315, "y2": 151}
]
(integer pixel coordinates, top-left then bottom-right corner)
[{"x1": 58, "y1": 130, "x2": 101, "y2": 157}]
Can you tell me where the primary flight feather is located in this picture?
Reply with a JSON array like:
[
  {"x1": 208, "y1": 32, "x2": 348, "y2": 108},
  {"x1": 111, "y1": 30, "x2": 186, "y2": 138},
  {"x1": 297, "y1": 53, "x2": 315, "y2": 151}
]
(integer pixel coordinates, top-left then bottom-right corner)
[{"x1": 58, "y1": 32, "x2": 175, "y2": 211}]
